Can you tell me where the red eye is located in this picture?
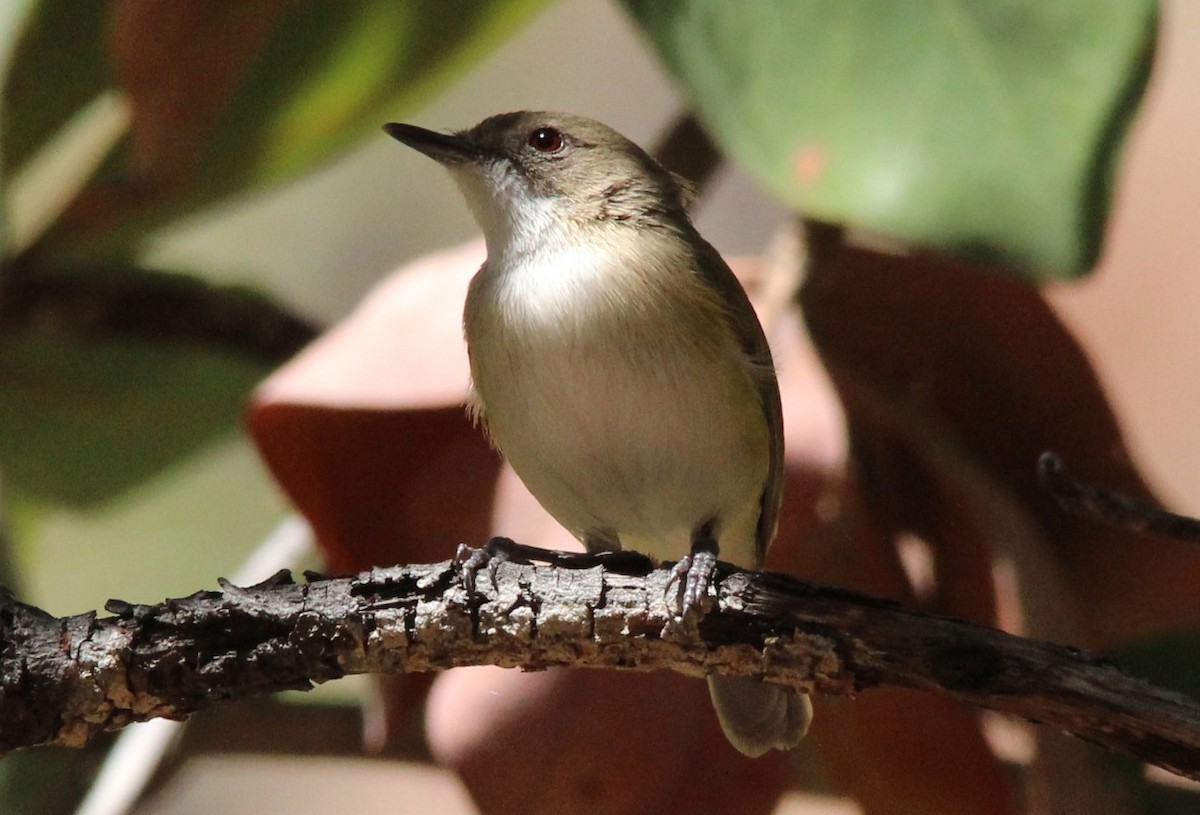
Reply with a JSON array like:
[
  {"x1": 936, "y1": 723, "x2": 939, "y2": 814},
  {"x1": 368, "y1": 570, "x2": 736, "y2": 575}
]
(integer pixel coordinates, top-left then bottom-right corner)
[{"x1": 528, "y1": 127, "x2": 564, "y2": 153}]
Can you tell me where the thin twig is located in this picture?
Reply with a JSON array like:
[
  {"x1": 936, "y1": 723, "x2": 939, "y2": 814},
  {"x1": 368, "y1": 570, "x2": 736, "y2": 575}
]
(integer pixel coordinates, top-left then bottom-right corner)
[{"x1": 1038, "y1": 452, "x2": 1200, "y2": 542}]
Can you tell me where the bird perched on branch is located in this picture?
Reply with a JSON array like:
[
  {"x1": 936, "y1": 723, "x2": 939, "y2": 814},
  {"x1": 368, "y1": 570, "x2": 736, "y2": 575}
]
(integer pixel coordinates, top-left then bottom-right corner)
[{"x1": 385, "y1": 111, "x2": 810, "y2": 757}]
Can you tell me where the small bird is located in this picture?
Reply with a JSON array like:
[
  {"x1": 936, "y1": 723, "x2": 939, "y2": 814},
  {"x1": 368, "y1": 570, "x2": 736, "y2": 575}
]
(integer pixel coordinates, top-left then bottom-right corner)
[{"x1": 384, "y1": 111, "x2": 811, "y2": 757}]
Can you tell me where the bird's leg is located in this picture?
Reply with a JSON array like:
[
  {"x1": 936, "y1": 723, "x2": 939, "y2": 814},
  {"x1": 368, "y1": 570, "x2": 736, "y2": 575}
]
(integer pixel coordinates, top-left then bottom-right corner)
[{"x1": 666, "y1": 522, "x2": 719, "y2": 622}]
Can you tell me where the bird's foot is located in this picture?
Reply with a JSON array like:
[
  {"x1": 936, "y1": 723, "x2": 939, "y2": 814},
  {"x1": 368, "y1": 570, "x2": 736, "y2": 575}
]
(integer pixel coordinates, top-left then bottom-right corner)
[
  {"x1": 665, "y1": 548, "x2": 718, "y2": 623},
  {"x1": 455, "y1": 536, "x2": 529, "y2": 597}
]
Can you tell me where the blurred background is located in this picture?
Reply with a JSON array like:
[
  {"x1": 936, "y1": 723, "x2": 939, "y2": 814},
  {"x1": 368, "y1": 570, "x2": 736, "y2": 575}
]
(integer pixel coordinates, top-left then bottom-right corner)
[{"x1": 1, "y1": 1, "x2": 1198, "y2": 813}]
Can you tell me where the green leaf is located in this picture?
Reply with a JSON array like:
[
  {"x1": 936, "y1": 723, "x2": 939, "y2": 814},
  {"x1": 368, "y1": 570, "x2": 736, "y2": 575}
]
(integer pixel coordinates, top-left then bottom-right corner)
[
  {"x1": 23, "y1": 437, "x2": 289, "y2": 616},
  {"x1": 0, "y1": 328, "x2": 268, "y2": 507},
  {"x1": 0, "y1": 744, "x2": 102, "y2": 815},
  {"x1": 0, "y1": 0, "x2": 108, "y2": 177},
  {"x1": 208, "y1": 0, "x2": 551, "y2": 186},
  {"x1": 1113, "y1": 632, "x2": 1200, "y2": 702},
  {"x1": 0, "y1": 0, "x2": 36, "y2": 260},
  {"x1": 2, "y1": 0, "x2": 550, "y2": 255},
  {"x1": 0, "y1": 259, "x2": 312, "y2": 508},
  {"x1": 624, "y1": 0, "x2": 1157, "y2": 277},
  {"x1": 1103, "y1": 633, "x2": 1200, "y2": 814}
]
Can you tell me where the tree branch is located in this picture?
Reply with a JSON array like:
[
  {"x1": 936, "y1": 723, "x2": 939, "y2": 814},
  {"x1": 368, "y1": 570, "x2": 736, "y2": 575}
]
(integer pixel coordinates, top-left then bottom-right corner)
[{"x1": 2, "y1": 549, "x2": 1198, "y2": 781}]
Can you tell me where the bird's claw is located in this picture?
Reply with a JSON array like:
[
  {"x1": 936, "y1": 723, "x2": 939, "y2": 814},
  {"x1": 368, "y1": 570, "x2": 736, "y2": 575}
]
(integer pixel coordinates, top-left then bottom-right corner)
[
  {"x1": 665, "y1": 548, "x2": 718, "y2": 622},
  {"x1": 455, "y1": 536, "x2": 524, "y2": 597}
]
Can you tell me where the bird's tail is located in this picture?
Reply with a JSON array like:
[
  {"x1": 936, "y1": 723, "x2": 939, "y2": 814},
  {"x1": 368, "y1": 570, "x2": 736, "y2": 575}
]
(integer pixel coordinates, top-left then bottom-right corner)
[{"x1": 707, "y1": 675, "x2": 812, "y2": 758}]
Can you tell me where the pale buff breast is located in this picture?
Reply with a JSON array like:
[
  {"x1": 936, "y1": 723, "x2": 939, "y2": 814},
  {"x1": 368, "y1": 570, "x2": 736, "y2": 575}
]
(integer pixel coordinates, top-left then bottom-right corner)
[{"x1": 463, "y1": 238, "x2": 770, "y2": 569}]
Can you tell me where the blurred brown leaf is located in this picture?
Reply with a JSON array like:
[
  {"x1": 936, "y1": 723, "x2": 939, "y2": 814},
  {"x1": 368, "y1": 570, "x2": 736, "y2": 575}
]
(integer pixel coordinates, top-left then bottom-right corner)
[
  {"x1": 248, "y1": 242, "x2": 497, "y2": 572},
  {"x1": 799, "y1": 240, "x2": 1200, "y2": 648},
  {"x1": 772, "y1": 466, "x2": 1021, "y2": 815},
  {"x1": 110, "y1": 2, "x2": 289, "y2": 188},
  {"x1": 426, "y1": 668, "x2": 792, "y2": 815},
  {"x1": 797, "y1": 239, "x2": 1200, "y2": 814}
]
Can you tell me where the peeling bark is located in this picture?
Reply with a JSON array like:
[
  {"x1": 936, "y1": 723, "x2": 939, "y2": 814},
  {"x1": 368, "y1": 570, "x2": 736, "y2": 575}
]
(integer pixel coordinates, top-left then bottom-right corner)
[{"x1": 1, "y1": 550, "x2": 1198, "y2": 781}]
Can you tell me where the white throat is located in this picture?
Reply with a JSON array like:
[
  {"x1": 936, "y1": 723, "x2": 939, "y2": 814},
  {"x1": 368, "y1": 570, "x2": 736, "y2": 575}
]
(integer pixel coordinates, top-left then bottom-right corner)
[{"x1": 450, "y1": 163, "x2": 569, "y2": 265}]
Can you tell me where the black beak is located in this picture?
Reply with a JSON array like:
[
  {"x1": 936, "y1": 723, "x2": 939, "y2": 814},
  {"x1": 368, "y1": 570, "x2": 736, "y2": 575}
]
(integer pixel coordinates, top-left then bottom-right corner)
[{"x1": 382, "y1": 122, "x2": 479, "y2": 165}]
